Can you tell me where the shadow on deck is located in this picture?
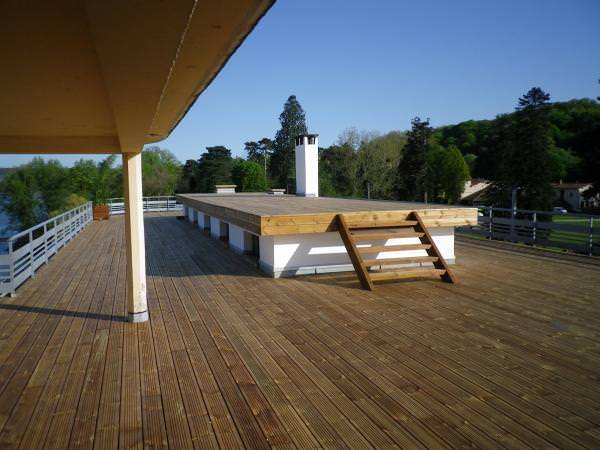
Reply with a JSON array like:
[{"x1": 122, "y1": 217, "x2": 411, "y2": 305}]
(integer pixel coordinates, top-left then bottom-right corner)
[{"x1": 1, "y1": 212, "x2": 599, "y2": 449}]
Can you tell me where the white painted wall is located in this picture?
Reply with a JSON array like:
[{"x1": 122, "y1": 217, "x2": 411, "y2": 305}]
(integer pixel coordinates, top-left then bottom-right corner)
[
  {"x1": 210, "y1": 216, "x2": 221, "y2": 239},
  {"x1": 228, "y1": 224, "x2": 245, "y2": 254},
  {"x1": 197, "y1": 212, "x2": 205, "y2": 229},
  {"x1": 258, "y1": 227, "x2": 455, "y2": 277},
  {"x1": 295, "y1": 136, "x2": 319, "y2": 197},
  {"x1": 187, "y1": 207, "x2": 197, "y2": 222}
]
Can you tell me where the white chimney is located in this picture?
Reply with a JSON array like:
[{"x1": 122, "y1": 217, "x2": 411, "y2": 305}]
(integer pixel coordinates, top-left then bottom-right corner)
[{"x1": 295, "y1": 133, "x2": 319, "y2": 197}]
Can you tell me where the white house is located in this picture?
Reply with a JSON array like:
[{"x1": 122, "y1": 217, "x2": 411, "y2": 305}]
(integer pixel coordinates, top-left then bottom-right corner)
[{"x1": 552, "y1": 182, "x2": 598, "y2": 212}]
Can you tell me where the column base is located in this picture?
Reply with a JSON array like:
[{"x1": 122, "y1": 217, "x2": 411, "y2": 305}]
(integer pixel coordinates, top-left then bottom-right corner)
[{"x1": 128, "y1": 310, "x2": 149, "y2": 323}]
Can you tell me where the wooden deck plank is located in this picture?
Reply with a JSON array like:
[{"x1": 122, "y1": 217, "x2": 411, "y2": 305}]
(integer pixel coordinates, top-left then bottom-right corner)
[
  {"x1": 0, "y1": 225, "x2": 112, "y2": 447},
  {"x1": 1, "y1": 212, "x2": 599, "y2": 449}
]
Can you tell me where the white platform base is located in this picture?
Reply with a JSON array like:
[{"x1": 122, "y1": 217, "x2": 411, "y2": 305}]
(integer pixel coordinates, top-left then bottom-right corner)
[{"x1": 258, "y1": 228, "x2": 455, "y2": 278}]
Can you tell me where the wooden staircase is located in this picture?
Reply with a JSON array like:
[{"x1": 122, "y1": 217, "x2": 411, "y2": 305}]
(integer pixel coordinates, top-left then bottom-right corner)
[{"x1": 337, "y1": 212, "x2": 456, "y2": 290}]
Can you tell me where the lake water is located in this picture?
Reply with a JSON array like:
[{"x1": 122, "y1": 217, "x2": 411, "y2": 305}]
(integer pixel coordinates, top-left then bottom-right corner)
[{"x1": 0, "y1": 209, "x2": 13, "y2": 253}]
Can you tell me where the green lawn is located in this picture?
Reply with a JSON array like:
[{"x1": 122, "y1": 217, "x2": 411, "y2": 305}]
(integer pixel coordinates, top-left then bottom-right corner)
[{"x1": 548, "y1": 214, "x2": 597, "y2": 249}]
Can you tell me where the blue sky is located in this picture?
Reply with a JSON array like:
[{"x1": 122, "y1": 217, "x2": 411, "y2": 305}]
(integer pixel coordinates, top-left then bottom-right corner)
[{"x1": 2, "y1": 0, "x2": 599, "y2": 167}]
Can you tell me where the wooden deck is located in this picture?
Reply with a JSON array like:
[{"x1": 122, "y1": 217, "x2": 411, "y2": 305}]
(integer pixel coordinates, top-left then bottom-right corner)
[
  {"x1": 176, "y1": 194, "x2": 477, "y2": 235},
  {"x1": 1, "y1": 212, "x2": 599, "y2": 449}
]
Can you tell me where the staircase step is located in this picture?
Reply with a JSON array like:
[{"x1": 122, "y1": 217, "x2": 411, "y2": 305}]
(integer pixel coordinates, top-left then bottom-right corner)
[
  {"x1": 363, "y1": 256, "x2": 438, "y2": 267},
  {"x1": 351, "y1": 230, "x2": 424, "y2": 241},
  {"x1": 370, "y1": 268, "x2": 447, "y2": 282},
  {"x1": 358, "y1": 244, "x2": 431, "y2": 253},
  {"x1": 337, "y1": 211, "x2": 456, "y2": 289}
]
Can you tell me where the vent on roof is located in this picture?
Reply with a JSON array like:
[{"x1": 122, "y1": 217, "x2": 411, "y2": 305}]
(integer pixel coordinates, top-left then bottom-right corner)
[{"x1": 215, "y1": 185, "x2": 236, "y2": 194}]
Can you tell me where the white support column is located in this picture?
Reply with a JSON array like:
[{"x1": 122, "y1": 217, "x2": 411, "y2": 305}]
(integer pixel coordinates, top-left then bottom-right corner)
[
  {"x1": 123, "y1": 152, "x2": 148, "y2": 323},
  {"x1": 228, "y1": 224, "x2": 245, "y2": 254}
]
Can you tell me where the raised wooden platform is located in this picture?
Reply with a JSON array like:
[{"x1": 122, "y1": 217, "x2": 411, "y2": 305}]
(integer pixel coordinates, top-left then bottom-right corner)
[
  {"x1": 177, "y1": 193, "x2": 477, "y2": 235},
  {"x1": 1, "y1": 213, "x2": 599, "y2": 448}
]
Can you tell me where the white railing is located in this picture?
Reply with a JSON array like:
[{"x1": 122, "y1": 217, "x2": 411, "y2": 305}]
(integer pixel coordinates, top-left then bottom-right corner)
[
  {"x1": 459, "y1": 206, "x2": 599, "y2": 256},
  {"x1": 107, "y1": 196, "x2": 182, "y2": 215},
  {"x1": 0, "y1": 202, "x2": 93, "y2": 296}
]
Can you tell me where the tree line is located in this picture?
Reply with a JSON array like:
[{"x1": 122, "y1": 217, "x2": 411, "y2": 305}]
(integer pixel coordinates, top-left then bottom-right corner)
[
  {"x1": 182, "y1": 89, "x2": 600, "y2": 213},
  {"x1": 0, "y1": 148, "x2": 181, "y2": 229},
  {"x1": 2, "y1": 89, "x2": 599, "y2": 231}
]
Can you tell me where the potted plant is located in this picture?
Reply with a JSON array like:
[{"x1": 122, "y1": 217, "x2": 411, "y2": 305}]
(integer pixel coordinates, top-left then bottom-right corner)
[
  {"x1": 92, "y1": 182, "x2": 111, "y2": 221},
  {"x1": 91, "y1": 156, "x2": 118, "y2": 221}
]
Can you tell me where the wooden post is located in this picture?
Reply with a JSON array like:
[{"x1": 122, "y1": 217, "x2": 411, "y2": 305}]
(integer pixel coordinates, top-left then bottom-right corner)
[
  {"x1": 8, "y1": 239, "x2": 15, "y2": 297},
  {"x1": 589, "y1": 217, "x2": 594, "y2": 257},
  {"x1": 532, "y1": 212, "x2": 537, "y2": 246},
  {"x1": 29, "y1": 230, "x2": 34, "y2": 278},
  {"x1": 123, "y1": 152, "x2": 148, "y2": 323}
]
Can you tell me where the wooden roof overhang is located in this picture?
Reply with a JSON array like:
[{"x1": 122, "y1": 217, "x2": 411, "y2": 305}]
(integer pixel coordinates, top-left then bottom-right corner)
[{"x1": 0, "y1": 0, "x2": 275, "y2": 155}]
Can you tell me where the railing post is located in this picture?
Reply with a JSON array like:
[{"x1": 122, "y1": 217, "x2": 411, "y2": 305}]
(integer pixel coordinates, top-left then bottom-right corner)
[
  {"x1": 488, "y1": 207, "x2": 493, "y2": 240},
  {"x1": 589, "y1": 217, "x2": 594, "y2": 257},
  {"x1": 8, "y1": 239, "x2": 15, "y2": 296},
  {"x1": 532, "y1": 212, "x2": 537, "y2": 247},
  {"x1": 44, "y1": 223, "x2": 49, "y2": 263},
  {"x1": 29, "y1": 230, "x2": 34, "y2": 278}
]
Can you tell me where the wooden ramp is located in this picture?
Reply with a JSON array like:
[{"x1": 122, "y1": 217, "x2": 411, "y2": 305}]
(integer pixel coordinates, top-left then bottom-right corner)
[{"x1": 338, "y1": 212, "x2": 456, "y2": 290}]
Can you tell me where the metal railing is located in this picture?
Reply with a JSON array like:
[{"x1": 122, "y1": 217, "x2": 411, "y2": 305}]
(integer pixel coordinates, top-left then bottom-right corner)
[
  {"x1": 459, "y1": 206, "x2": 599, "y2": 256},
  {"x1": 0, "y1": 202, "x2": 93, "y2": 296},
  {"x1": 107, "y1": 196, "x2": 182, "y2": 215}
]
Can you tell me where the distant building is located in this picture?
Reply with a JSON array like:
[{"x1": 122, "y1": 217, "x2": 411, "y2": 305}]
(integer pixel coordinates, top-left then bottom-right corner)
[
  {"x1": 461, "y1": 179, "x2": 492, "y2": 206},
  {"x1": 551, "y1": 181, "x2": 599, "y2": 211}
]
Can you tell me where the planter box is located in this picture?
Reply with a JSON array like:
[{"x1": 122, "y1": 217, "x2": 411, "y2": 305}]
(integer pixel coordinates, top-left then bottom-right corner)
[{"x1": 93, "y1": 205, "x2": 110, "y2": 221}]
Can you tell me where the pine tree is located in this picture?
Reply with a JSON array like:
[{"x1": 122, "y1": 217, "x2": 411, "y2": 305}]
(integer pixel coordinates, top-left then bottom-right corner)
[
  {"x1": 195, "y1": 146, "x2": 233, "y2": 193},
  {"x1": 269, "y1": 95, "x2": 307, "y2": 192},
  {"x1": 516, "y1": 87, "x2": 550, "y2": 110},
  {"x1": 244, "y1": 141, "x2": 261, "y2": 162},
  {"x1": 395, "y1": 117, "x2": 432, "y2": 201},
  {"x1": 492, "y1": 87, "x2": 554, "y2": 209}
]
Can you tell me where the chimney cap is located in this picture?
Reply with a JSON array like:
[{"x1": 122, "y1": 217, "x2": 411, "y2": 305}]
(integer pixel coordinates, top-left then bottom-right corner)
[{"x1": 295, "y1": 133, "x2": 319, "y2": 139}]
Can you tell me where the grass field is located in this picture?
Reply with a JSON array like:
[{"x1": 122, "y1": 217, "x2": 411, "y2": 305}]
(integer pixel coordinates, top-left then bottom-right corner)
[
  {"x1": 461, "y1": 212, "x2": 598, "y2": 255},
  {"x1": 544, "y1": 214, "x2": 597, "y2": 250}
]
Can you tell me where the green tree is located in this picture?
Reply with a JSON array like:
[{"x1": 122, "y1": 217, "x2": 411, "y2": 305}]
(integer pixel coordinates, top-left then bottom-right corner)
[
  {"x1": 0, "y1": 173, "x2": 37, "y2": 229},
  {"x1": 177, "y1": 159, "x2": 199, "y2": 193},
  {"x1": 319, "y1": 143, "x2": 357, "y2": 197},
  {"x1": 424, "y1": 143, "x2": 447, "y2": 201},
  {"x1": 244, "y1": 141, "x2": 261, "y2": 162},
  {"x1": 492, "y1": 87, "x2": 555, "y2": 210},
  {"x1": 463, "y1": 153, "x2": 477, "y2": 175},
  {"x1": 231, "y1": 159, "x2": 268, "y2": 192},
  {"x1": 70, "y1": 159, "x2": 98, "y2": 200},
  {"x1": 356, "y1": 131, "x2": 405, "y2": 199},
  {"x1": 440, "y1": 145, "x2": 470, "y2": 204},
  {"x1": 548, "y1": 146, "x2": 580, "y2": 181},
  {"x1": 395, "y1": 117, "x2": 432, "y2": 201},
  {"x1": 517, "y1": 86, "x2": 550, "y2": 110},
  {"x1": 93, "y1": 155, "x2": 121, "y2": 204},
  {"x1": 245, "y1": 138, "x2": 273, "y2": 179},
  {"x1": 0, "y1": 158, "x2": 71, "y2": 228},
  {"x1": 270, "y1": 95, "x2": 307, "y2": 192},
  {"x1": 142, "y1": 147, "x2": 182, "y2": 196},
  {"x1": 195, "y1": 146, "x2": 234, "y2": 192}
]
